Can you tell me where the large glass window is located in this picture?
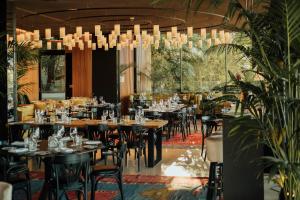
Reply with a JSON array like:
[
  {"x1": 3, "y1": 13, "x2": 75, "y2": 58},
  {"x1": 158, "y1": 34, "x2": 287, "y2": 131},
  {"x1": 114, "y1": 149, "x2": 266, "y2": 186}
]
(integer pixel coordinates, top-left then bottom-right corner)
[
  {"x1": 150, "y1": 33, "x2": 249, "y2": 93},
  {"x1": 40, "y1": 53, "x2": 66, "y2": 100}
]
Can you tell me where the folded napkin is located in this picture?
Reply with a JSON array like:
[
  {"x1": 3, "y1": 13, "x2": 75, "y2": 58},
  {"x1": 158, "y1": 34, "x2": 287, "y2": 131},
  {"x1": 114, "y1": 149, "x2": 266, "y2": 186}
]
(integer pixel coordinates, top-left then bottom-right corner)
[
  {"x1": 8, "y1": 148, "x2": 29, "y2": 153},
  {"x1": 11, "y1": 141, "x2": 25, "y2": 146}
]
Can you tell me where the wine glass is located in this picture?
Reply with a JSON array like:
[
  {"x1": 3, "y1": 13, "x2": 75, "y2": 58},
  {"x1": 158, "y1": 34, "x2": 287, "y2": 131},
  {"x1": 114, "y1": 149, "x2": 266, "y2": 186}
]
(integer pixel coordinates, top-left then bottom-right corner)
[
  {"x1": 109, "y1": 110, "x2": 114, "y2": 119},
  {"x1": 70, "y1": 127, "x2": 77, "y2": 146}
]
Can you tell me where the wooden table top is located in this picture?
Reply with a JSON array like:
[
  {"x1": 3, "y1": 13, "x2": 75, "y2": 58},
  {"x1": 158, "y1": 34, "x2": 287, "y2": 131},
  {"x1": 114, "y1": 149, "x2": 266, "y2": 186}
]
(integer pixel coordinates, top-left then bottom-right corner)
[{"x1": 9, "y1": 119, "x2": 168, "y2": 129}]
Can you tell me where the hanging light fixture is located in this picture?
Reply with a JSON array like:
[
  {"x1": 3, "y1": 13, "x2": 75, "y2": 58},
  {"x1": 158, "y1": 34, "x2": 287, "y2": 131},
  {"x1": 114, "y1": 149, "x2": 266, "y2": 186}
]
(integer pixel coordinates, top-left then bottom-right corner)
[
  {"x1": 95, "y1": 25, "x2": 101, "y2": 36},
  {"x1": 187, "y1": 27, "x2": 193, "y2": 38},
  {"x1": 33, "y1": 30, "x2": 39, "y2": 41},
  {"x1": 59, "y1": 27, "x2": 65, "y2": 39},
  {"x1": 114, "y1": 24, "x2": 121, "y2": 35},
  {"x1": 57, "y1": 42, "x2": 62, "y2": 50},
  {"x1": 201, "y1": 28, "x2": 206, "y2": 40},
  {"x1": 92, "y1": 43, "x2": 96, "y2": 50},
  {"x1": 134, "y1": 24, "x2": 140, "y2": 35},
  {"x1": 211, "y1": 29, "x2": 217, "y2": 39},
  {"x1": 45, "y1": 28, "x2": 51, "y2": 40},
  {"x1": 47, "y1": 41, "x2": 51, "y2": 49},
  {"x1": 76, "y1": 26, "x2": 83, "y2": 37}
]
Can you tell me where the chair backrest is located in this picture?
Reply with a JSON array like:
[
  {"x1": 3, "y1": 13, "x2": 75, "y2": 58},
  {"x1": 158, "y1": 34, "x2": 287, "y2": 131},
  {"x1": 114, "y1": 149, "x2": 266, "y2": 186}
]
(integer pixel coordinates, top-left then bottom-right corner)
[
  {"x1": 39, "y1": 124, "x2": 54, "y2": 140},
  {"x1": 9, "y1": 124, "x2": 32, "y2": 142},
  {"x1": 206, "y1": 135, "x2": 223, "y2": 163},
  {"x1": 51, "y1": 153, "x2": 90, "y2": 186},
  {"x1": 0, "y1": 152, "x2": 10, "y2": 181},
  {"x1": 0, "y1": 182, "x2": 12, "y2": 200}
]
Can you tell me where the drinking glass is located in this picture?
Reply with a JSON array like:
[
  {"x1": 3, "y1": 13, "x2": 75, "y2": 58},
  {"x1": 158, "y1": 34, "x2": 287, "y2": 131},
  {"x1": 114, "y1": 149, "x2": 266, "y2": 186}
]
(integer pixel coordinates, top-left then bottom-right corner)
[
  {"x1": 70, "y1": 128, "x2": 77, "y2": 145},
  {"x1": 109, "y1": 110, "x2": 114, "y2": 119}
]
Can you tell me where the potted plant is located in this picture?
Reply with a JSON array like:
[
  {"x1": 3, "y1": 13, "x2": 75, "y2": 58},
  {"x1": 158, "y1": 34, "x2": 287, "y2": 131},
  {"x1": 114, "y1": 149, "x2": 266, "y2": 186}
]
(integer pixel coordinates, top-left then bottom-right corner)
[{"x1": 207, "y1": 0, "x2": 300, "y2": 199}]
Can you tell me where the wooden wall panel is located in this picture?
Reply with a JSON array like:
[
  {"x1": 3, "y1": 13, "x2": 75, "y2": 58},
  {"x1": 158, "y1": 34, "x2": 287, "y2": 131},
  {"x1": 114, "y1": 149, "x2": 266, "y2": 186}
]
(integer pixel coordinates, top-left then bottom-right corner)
[{"x1": 72, "y1": 45, "x2": 92, "y2": 97}]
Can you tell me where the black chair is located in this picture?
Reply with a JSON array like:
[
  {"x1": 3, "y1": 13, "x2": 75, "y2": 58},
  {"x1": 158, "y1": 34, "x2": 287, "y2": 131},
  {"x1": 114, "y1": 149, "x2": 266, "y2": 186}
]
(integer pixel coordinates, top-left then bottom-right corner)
[
  {"x1": 201, "y1": 116, "x2": 218, "y2": 157},
  {"x1": 8, "y1": 124, "x2": 33, "y2": 143},
  {"x1": 90, "y1": 143, "x2": 126, "y2": 200},
  {"x1": 49, "y1": 153, "x2": 90, "y2": 200},
  {"x1": 119, "y1": 125, "x2": 148, "y2": 172},
  {"x1": 0, "y1": 151, "x2": 31, "y2": 200}
]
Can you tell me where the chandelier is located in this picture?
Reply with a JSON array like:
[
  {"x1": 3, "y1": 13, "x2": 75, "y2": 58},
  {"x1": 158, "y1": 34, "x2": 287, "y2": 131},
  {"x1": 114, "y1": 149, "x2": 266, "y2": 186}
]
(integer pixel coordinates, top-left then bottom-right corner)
[{"x1": 9, "y1": 25, "x2": 232, "y2": 51}]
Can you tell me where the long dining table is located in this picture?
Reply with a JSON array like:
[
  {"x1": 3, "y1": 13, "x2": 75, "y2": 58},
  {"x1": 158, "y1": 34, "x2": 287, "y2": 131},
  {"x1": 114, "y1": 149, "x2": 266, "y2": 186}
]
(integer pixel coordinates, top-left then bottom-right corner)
[{"x1": 9, "y1": 118, "x2": 168, "y2": 168}]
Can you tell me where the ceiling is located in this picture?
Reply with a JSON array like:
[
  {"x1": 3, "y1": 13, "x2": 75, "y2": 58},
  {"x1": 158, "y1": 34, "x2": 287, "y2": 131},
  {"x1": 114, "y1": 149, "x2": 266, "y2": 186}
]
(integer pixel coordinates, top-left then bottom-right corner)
[{"x1": 8, "y1": 0, "x2": 232, "y2": 36}]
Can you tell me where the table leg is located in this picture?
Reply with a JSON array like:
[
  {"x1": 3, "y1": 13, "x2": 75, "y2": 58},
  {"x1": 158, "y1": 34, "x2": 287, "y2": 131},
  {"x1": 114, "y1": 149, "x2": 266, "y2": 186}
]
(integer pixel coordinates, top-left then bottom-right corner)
[
  {"x1": 147, "y1": 128, "x2": 162, "y2": 167},
  {"x1": 38, "y1": 157, "x2": 52, "y2": 200}
]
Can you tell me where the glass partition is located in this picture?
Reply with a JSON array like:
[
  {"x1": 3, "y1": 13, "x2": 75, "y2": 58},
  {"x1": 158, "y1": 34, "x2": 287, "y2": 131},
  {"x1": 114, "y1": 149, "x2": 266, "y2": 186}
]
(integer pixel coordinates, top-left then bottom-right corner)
[{"x1": 40, "y1": 52, "x2": 66, "y2": 100}]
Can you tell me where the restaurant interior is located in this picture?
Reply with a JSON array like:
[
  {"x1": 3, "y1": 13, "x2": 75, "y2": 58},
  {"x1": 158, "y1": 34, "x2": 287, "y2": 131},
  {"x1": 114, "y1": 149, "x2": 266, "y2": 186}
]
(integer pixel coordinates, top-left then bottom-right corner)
[{"x1": 0, "y1": 0, "x2": 299, "y2": 200}]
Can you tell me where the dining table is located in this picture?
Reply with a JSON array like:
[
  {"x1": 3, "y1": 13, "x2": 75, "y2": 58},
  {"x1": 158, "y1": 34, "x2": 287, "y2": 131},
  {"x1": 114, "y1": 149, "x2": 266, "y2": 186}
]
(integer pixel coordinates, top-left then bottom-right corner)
[
  {"x1": 9, "y1": 118, "x2": 168, "y2": 168},
  {"x1": 0, "y1": 138, "x2": 104, "y2": 200}
]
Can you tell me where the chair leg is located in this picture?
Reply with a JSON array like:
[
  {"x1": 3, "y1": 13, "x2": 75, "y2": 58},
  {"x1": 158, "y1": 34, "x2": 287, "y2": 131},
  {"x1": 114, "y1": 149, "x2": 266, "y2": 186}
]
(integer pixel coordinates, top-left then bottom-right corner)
[
  {"x1": 117, "y1": 173, "x2": 124, "y2": 200},
  {"x1": 207, "y1": 162, "x2": 217, "y2": 200},
  {"x1": 91, "y1": 176, "x2": 96, "y2": 200},
  {"x1": 143, "y1": 147, "x2": 147, "y2": 167},
  {"x1": 26, "y1": 180, "x2": 31, "y2": 200}
]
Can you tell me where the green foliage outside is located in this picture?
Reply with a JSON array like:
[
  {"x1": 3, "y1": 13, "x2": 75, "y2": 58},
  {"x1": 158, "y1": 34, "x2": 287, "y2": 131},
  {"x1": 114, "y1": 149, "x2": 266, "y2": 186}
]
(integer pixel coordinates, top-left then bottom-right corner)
[{"x1": 151, "y1": 34, "x2": 250, "y2": 94}]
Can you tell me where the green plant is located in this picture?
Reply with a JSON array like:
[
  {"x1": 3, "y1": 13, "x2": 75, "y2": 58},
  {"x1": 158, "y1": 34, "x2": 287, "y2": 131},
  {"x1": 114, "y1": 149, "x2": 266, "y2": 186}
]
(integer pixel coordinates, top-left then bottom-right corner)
[
  {"x1": 0, "y1": 33, "x2": 38, "y2": 104},
  {"x1": 207, "y1": 0, "x2": 300, "y2": 199}
]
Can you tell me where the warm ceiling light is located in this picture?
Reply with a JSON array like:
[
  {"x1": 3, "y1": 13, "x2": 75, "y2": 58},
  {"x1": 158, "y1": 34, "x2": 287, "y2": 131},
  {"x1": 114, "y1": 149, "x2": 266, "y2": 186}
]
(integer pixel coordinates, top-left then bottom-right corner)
[
  {"x1": 76, "y1": 26, "x2": 82, "y2": 37},
  {"x1": 59, "y1": 27, "x2": 65, "y2": 39},
  {"x1": 134, "y1": 24, "x2": 140, "y2": 35},
  {"x1": 57, "y1": 42, "x2": 62, "y2": 50},
  {"x1": 45, "y1": 28, "x2": 51, "y2": 40},
  {"x1": 47, "y1": 41, "x2": 51, "y2": 50},
  {"x1": 114, "y1": 24, "x2": 120, "y2": 35},
  {"x1": 153, "y1": 25, "x2": 159, "y2": 35},
  {"x1": 207, "y1": 38, "x2": 211, "y2": 48},
  {"x1": 171, "y1": 27, "x2": 177, "y2": 37},
  {"x1": 92, "y1": 43, "x2": 96, "y2": 50},
  {"x1": 187, "y1": 27, "x2": 193, "y2": 38},
  {"x1": 33, "y1": 30, "x2": 39, "y2": 41},
  {"x1": 200, "y1": 28, "x2": 206, "y2": 40},
  {"x1": 84, "y1": 32, "x2": 90, "y2": 41},
  {"x1": 211, "y1": 29, "x2": 217, "y2": 39},
  {"x1": 95, "y1": 25, "x2": 101, "y2": 36}
]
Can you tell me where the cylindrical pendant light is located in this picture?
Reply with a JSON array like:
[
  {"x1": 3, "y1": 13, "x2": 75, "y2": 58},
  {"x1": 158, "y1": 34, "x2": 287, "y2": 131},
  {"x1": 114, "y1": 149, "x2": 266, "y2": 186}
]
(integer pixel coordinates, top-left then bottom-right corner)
[
  {"x1": 57, "y1": 42, "x2": 62, "y2": 50},
  {"x1": 104, "y1": 43, "x2": 109, "y2": 51},
  {"x1": 45, "y1": 28, "x2": 51, "y2": 39},
  {"x1": 211, "y1": 29, "x2": 217, "y2": 39},
  {"x1": 171, "y1": 26, "x2": 177, "y2": 37},
  {"x1": 76, "y1": 26, "x2": 82, "y2": 37},
  {"x1": 114, "y1": 24, "x2": 121, "y2": 35},
  {"x1": 84, "y1": 32, "x2": 90, "y2": 41},
  {"x1": 92, "y1": 43, "x2": 96, "y2": 50},
  {"x1": 187, "y1": 27, "x2": 193, "y2": 38},
  {"x1": 200, "y1": 28, "x2": 206, "y2": 40},
  {"x1": 95, "y1": 25, "x2": 101, "y2": 36},
  {"x1": 47, "y1": 41, "x2": 51, "y2": 50},
  {"x1": 87, "y1": 40, "x2": 92, "y2": 48},
  {"x1": 33, "y1": 30, "x2": 40, "y2": 41},
  {"x1": 134, "y1": 24, "x2": 140, "y2": 35},
  {"x1": 59, "y1": 27, "x2": 66, "y2": 38},
  {"x1": 153, "y1": 25, "x2": 159, "y2": 35}
]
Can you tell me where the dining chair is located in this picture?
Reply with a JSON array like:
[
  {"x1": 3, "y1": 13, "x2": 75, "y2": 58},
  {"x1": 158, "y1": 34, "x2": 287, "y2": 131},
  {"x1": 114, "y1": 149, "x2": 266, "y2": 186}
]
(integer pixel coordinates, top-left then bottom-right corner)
[
  {"x1": 0, "y1": 151, "x2": 31, "y2": 200},
  {"x1": 49, "y1": 153, "x2": 90, "y2": 200},
  {"x1": 0, "y1": 182, "x2": 12, "y2": 200},
  {"x1": 90, "y1": 143, "x2": 126, "y2": 200},
  {"x1": 118, "y1": 125, "x2": 148, "y2": 172}
]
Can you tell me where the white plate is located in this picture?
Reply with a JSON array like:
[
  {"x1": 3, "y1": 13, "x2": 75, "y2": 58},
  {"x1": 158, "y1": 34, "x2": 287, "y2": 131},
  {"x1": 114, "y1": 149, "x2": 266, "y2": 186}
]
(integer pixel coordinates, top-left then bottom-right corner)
[
  {"x1": 60, "y1": 137, "x2": 72, "y2": 141},
  {"x1": 59, "y1": 147, "x2": 74, "y2": 153},
  {"x1": 83, "y1": 145, "x2": 98, "y2": 149},
  {"x1": 2, "y1": 147, "x2": 16, "y2": 151},
  {"x1": 84, "y1": 141, "x2": 101, "y2": 145},
  {"x1": 8, "y1": 148, "x2": 29, "y2": 153},
  {"x1": 11, "y1": 141, "x2": 25, "y2": 146}
]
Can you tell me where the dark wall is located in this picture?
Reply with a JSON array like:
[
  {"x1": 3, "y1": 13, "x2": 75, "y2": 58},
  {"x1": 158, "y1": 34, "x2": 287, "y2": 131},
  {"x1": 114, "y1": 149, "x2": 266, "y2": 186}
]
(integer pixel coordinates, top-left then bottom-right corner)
[
  {"x1": 92, "y1": 48, "x2": 119, "y2": 103},
  {"x1": 65, "y1": 52, "x2": 72, "y2": 99},
  {"x1": 223, "y1": 118, "x2": 264, "y2": 200},
  {"x1": 0, "y1": 0, "x2": 8, "y2": 140}
]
